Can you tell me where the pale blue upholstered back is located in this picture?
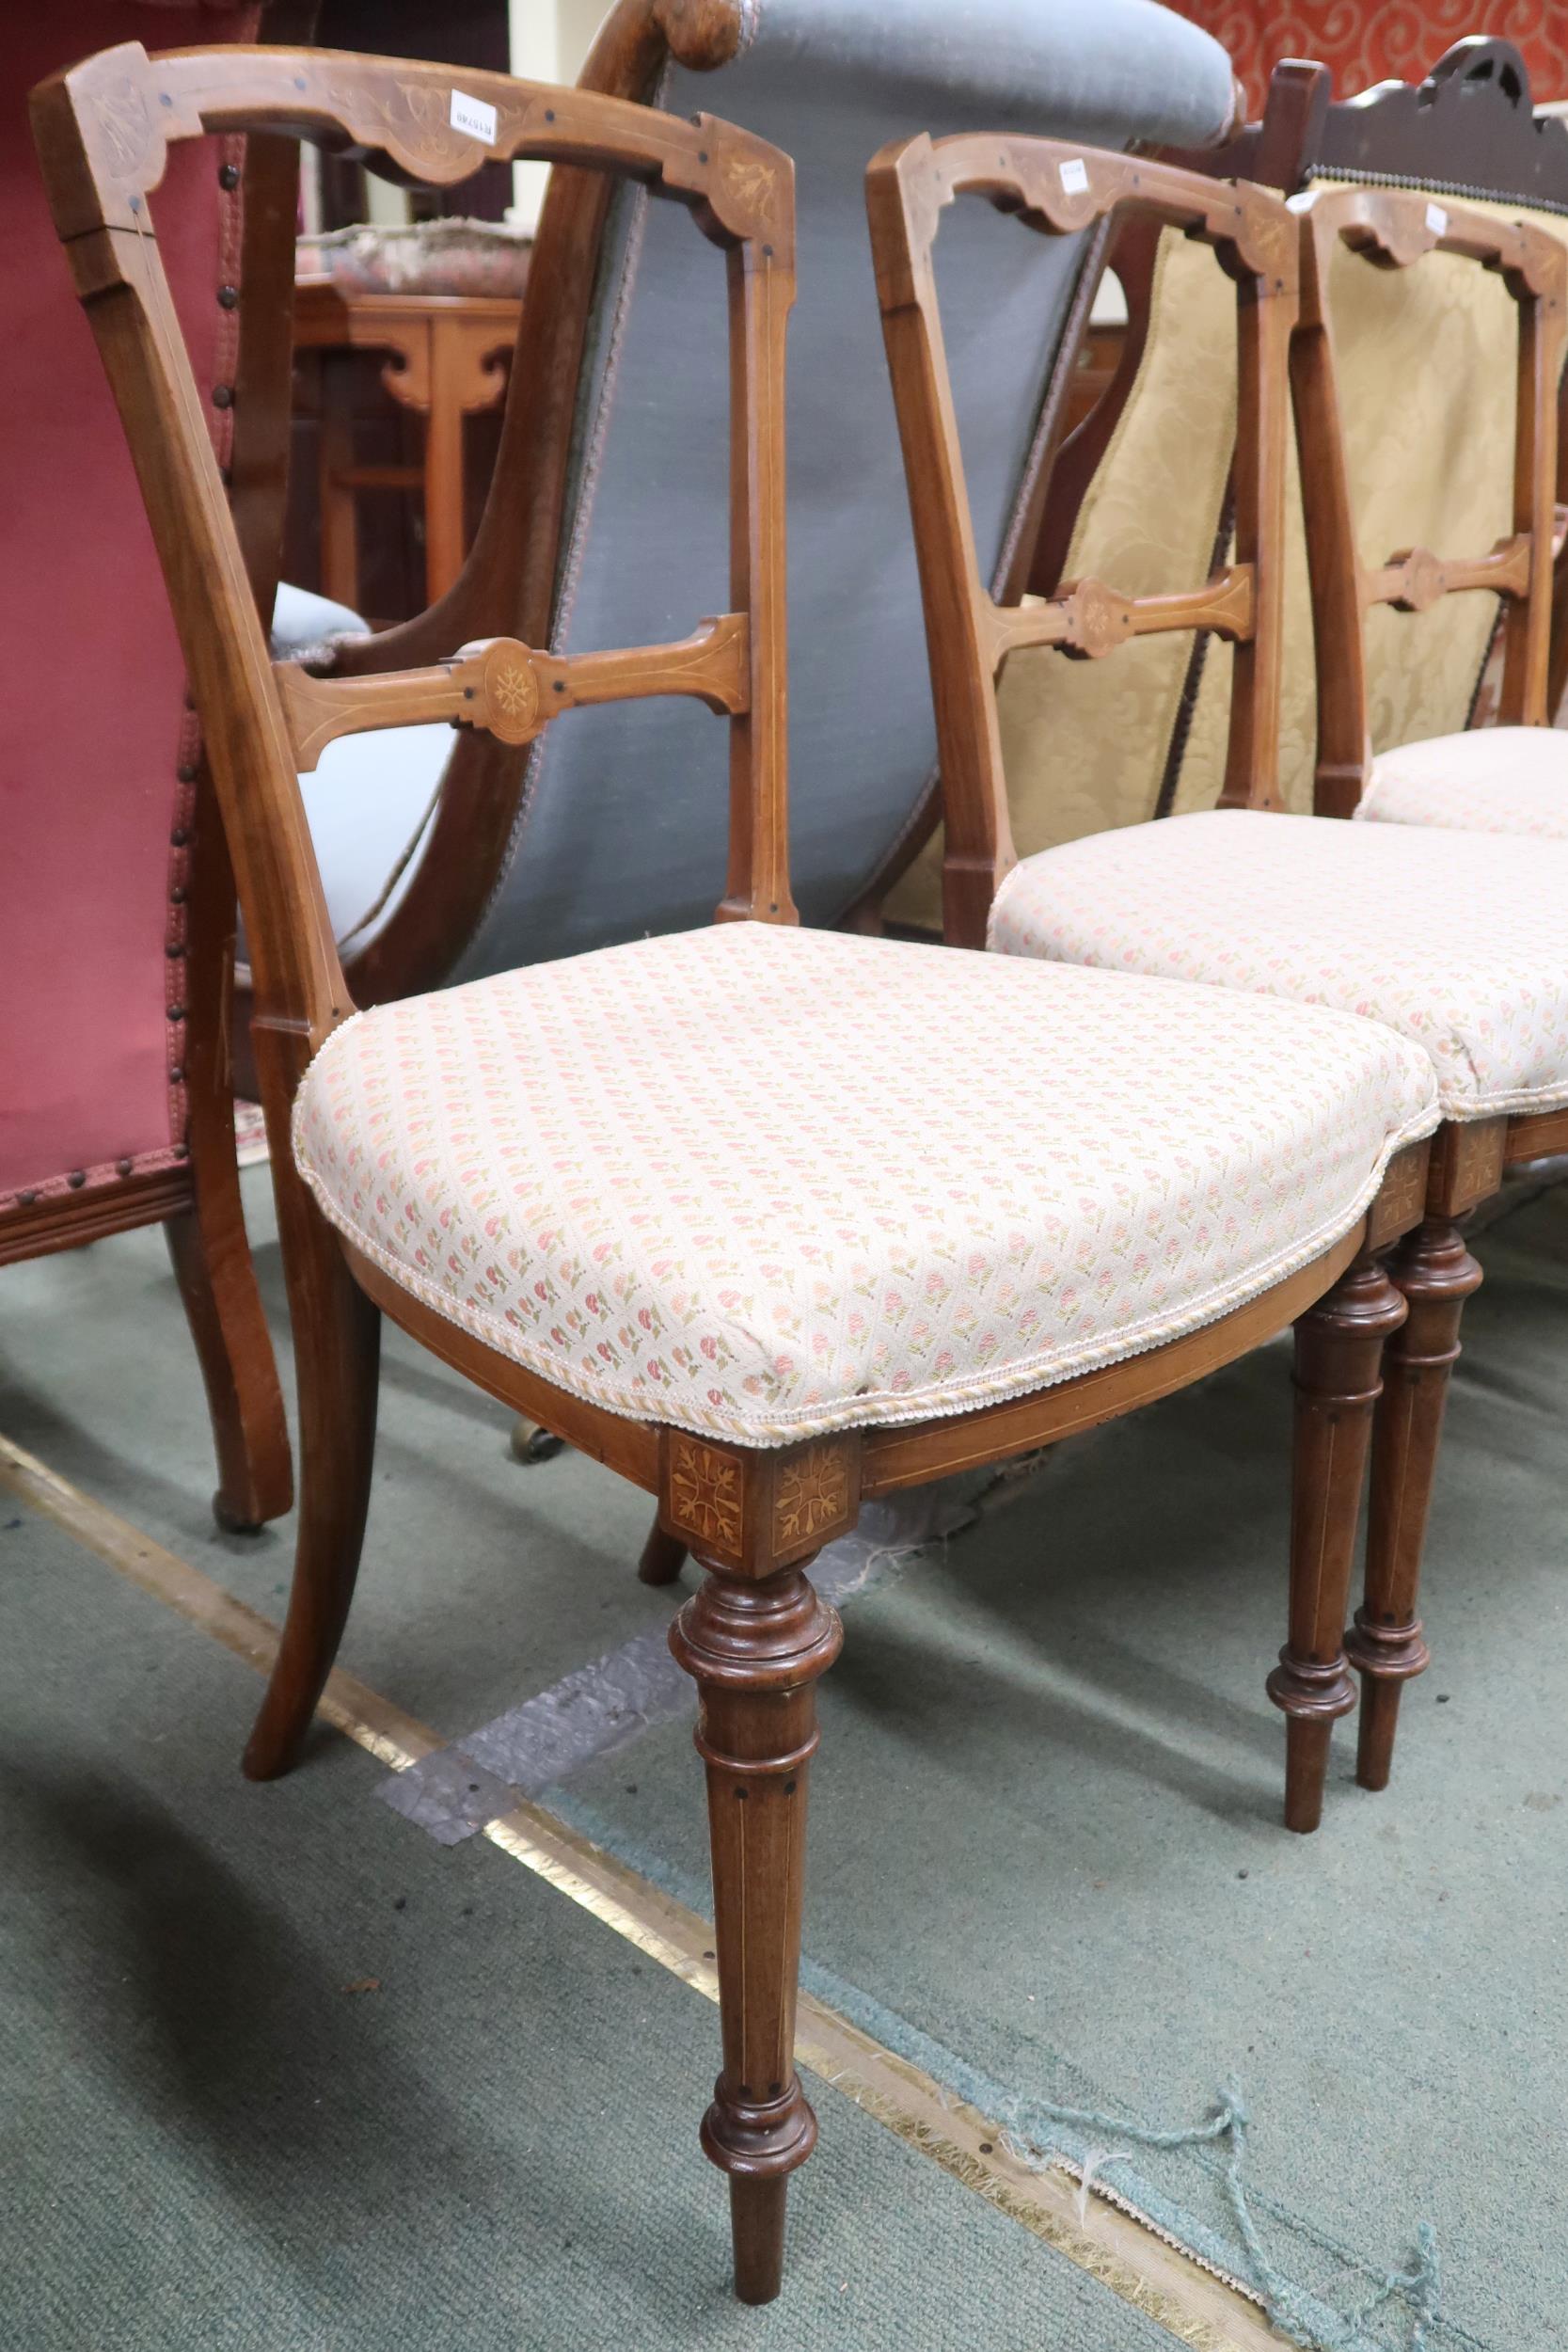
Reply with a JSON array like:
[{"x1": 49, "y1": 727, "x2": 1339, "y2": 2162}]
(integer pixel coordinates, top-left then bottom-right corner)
[{"x1": 367, "y1": 2, "x2": 1238, "y2": 975}]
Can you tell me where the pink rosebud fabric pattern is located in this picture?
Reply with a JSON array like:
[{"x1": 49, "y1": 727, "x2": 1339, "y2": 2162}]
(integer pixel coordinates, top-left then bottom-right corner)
[
  {"x1": 990, "y1": 807, "x2": 1568, "y2": 1120},
  {"x1": 293, "y1": 921, "x2": 1436, "y2": 1445},
  {"x1": 1356, "y1": 724, "x2": 1568, "y2": 841}
]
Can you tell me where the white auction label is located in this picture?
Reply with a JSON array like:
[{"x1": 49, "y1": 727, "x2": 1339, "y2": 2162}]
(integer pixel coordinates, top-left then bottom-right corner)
[
  {"x1": 451, "y1": 88, "x2": 499, "y2": 146},
  {"x1": 1425, "y1": 201, "x2": 1449, "y2": 235},
  {"x1": 1059, "y1": 157, "x2": 1090, "y2": 195}
]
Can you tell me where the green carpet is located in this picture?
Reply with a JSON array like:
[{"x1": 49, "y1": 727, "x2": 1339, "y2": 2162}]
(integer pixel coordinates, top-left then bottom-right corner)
[
  {"x1": 0, "y1": 1177, "x2": 1184, "y2": 2350},
  {"x1": 558, "y1": 1178, "x2": 1568, "y2": 2352},
  {"x1": 7, "y1": 1168, "x2": 1567, "y2": 2346}
]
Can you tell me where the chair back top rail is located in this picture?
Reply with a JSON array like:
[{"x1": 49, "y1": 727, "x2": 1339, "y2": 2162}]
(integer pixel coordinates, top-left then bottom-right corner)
[
  {"x1": 1291, "y1": 181, "x2": 1567, "y2": 814},
  {"x1": 30, "y1": 40, "x2": 797, "y2": 1061},
  {"x1": 866, "y1": 133, "x2": 1299, "y2": 945}
]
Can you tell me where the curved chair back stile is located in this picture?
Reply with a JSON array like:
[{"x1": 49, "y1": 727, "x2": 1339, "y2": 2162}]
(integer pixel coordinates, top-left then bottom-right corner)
[
  {"x1": 29, "y1": 40, "x2": 798, "y2": 1129},
  {"x1": 1291, "y1": 183, "x2": 1567, "y2": 816},
  {"x1": 38, "y1": 58, "x2": 1463, "y2": 2301},
  {"x1": 871, "y1": 126, "x2": 1568, "y2": 1835},
  {"x1": 867, "y1": 135, "x2": 1298, "y2": 947},
  {"x1": 287, "y1": 0, "x2": 1240, "y2": 1002},
  {"x1": 0, "y1": 1, "x2": 304, "y2": 1534},
  {"x1": 879, "y1": 40, "x2": 1568, "y2": 930}
]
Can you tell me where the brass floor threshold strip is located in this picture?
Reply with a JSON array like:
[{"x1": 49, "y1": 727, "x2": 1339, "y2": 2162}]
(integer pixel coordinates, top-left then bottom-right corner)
[{"x1": 0, "y1": 1430, "x2": 1276, "y2": 2352}]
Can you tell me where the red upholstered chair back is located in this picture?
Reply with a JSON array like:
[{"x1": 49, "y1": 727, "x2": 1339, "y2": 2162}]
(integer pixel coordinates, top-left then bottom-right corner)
[{"x1": 0, "y1": 3, "x2": 258, "y2": 1205}]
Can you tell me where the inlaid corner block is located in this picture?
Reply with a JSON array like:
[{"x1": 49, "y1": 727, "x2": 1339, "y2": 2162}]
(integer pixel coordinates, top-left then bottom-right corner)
[
  {"x1": 657, "y1": 1430, "x2": 862, "y2": 1576},
  {"x1": 37, "y1": 36, "x2": 1460, "y2": 2310}
]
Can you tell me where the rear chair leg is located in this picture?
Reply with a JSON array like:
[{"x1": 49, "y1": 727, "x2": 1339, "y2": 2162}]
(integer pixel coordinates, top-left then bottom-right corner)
[
  {"x1": 244, "y1": 1179, "x2": 380, "y2": 1781},
  {"x1": 639, "y1": 1516, "x2": 689, "y2": 1585},
  {"x1": 1269, "y1": 1253, "x2": 1406, "y2": 1833},
  {"x1": 1348, "y1": 1217, "x2": 1481, "y2": 1791},
  {"x1": 166, "y1": 1198, "x2": 293, "y2": 1533},
  {"x1": 168, "y1": 800, "x2": 292, "y2": 1534},
  {"x1": 670, "y1": 1555, "x2": 843, "y2": 2302}
]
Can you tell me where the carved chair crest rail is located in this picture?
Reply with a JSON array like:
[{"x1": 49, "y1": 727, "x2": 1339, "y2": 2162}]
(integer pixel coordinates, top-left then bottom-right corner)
[
  {"x1": 867, "y1": 133, "x2": 1299, "y2": 951},
  {"x1": 35, "y1": 52, "x2": 1440, "y2": 2305},
  {"x1": 1291, "y1": 181, "x2": 1568, "y2": 818}
]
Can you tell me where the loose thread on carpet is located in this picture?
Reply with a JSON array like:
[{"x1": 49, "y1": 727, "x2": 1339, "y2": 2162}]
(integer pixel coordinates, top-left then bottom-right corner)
[
  {"x1": 543, "y1": 1790, "x2": 1448, "y2": 2352},
  {"x1": 993, "y1": 2076, "x2": 1440, "y2": 2352}
]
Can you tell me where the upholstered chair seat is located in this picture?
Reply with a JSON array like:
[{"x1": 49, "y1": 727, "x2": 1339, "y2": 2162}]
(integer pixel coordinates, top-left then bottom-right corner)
[
  {"x1": 293, "y1": 919, "x2": 1436, "y2": 1445},
  {"x1": 1355, "y1": 724, "x2": 1568, "y2": 840},
  {"x1": 988, "y1": 809, "x2": 1568, "y2": 1120}
]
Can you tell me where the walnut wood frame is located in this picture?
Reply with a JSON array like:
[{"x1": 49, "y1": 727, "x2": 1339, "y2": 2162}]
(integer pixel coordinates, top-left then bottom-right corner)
[
  {"x1": 874, "y1": 134, "x2": 1568, "y2": 1806},
  {"x1": 867, "y1": 134, "x2": 1298, "y2": 953},
  {"x1": 35, "y1": 47, "x2": 1429, "y2": 2304},
  {"x1": 1032, "y1": 40, "x2": 1568, "y2": 691},
  {"x1": 272, "y1": 0, "x2": 763, "y2": 1013},
  {"x1": 1290, "y1": 183, "x2": 1568, "y2": 1786},
  {"x1": 1291, "y1": 183, "x2": 1567, "y2": 816},
  {"x1": 856, "y1": 39, "x2": 1568, "y2": 931}
]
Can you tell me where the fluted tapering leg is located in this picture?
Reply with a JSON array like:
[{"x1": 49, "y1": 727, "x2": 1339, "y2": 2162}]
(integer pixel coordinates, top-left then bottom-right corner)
[
  {"x1": 1268, "y1": 1254, "x2": 1407, "y2": 1834},
  {"x1": 670, "y1": 1556, "x2": 843, "y2": 2303},
  {"x1": 1347, "y1": 1216, "x2": 1481, "y2": 1791}
]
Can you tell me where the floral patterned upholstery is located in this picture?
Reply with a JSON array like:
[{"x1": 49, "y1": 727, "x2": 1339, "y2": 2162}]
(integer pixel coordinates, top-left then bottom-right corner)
[
  {"x1": 1356, "y1": 725, "x2": 1568, "y2": 840},
  {"x1": 293, "y1": 921, "x2": 1436, "y2": 1446},
  {"x1": 990, "y1": 808, "x2": 1568, "y2": 1121}
]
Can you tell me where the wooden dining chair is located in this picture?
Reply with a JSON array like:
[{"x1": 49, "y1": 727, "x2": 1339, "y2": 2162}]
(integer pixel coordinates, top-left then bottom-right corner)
[
  {"x1": 261, "y1": 0, "x2": 1242, "y2": 1014},
  {"x1": 874, "y1": 132, "x2": 1568, "y2": 1806},
  {"x1": 870, "y1": 39, "x2": 1568, "y2": 937},
  {"x1": 34, "y1": 42, "x2": 1443, "y2": 2298},
  {"x1": 0, "y1": 0, "x2": 302, "y2": 1534},
  {"x1": 1293, "y1": 181, "x2": 1568, "y2": 840}
]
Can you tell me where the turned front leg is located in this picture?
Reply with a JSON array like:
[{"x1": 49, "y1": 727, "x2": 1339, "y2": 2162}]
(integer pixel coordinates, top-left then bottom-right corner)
[
  {"x1": 1269, "y1": 1255, "x2": 1407, "y2": 1834},
  {"x1": 670, "y1": 1557, "x2": 843, "y2": 2302},
  {"x1": 1348, "y1": 1216, "x2": 1481, "y2": 1791}
]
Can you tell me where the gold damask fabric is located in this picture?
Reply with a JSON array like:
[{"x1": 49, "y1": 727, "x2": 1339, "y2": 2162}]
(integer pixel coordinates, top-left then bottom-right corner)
[
  {"x1": 887, "y1": 230, "x2": 1237, "y2": 930},
  {"x1": 888, "y1": 183, "x2": 1568, "y2": 935}
]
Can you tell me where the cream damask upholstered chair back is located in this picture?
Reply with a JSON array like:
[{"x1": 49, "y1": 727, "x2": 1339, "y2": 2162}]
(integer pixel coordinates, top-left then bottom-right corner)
[{"x1": 882, "y1": 43, "x2": 1568, "y2": 930}]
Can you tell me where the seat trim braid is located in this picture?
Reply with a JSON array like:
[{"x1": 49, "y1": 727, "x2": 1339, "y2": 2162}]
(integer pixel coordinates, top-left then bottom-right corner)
[{"x1": 290, "y1": 925, "x2": 1438, "y2": 1448}]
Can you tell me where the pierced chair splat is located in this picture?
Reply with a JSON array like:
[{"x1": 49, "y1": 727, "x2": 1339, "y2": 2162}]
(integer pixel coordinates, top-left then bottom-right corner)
[
  {"x1": 37, "y1": 45, "x2": 1438, "y2": 2302},
  {"x1": 1292, "y1": 182, "x2": 1568, "y2": 837},
  {"x1": 874, "y1": 135, "x2": 1568, "y2": 1808}
]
